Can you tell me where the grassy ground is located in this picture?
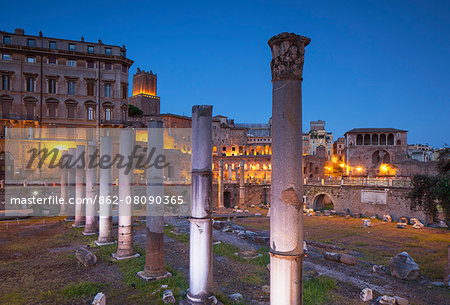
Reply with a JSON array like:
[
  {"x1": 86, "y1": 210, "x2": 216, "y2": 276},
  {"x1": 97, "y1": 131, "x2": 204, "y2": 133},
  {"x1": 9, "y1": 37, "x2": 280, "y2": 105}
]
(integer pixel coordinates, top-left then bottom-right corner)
[
  {"x1": 1, "y1": 215, "x2": 448, "y2": 304},
  {"x1": 236, "y1": 215, "x2": 450, "y2": 280}
]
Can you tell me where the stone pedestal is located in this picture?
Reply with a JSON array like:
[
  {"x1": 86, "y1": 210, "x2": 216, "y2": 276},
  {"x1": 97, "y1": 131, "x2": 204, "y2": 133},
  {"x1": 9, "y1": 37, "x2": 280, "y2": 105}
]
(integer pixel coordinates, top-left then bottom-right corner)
[
  {"x1": 268, "y1": 32, "x2": 310, "y2": 305},
  {"x1": 112, "y1": 129, "x2": 139, "y2": 260},
  {"x1": 96, "y1": 135, "x2": 115, "y2": 246},
  {"x1": 73, "y1": 145, "x2": 86, "y2": 227}
]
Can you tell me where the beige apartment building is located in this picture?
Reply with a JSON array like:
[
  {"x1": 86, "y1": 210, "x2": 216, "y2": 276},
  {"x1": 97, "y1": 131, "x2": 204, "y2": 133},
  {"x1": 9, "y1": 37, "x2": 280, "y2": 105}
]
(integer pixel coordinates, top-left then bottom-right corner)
[{"x1": 0, "y1": 28, "x2": 133, "y2": 131}]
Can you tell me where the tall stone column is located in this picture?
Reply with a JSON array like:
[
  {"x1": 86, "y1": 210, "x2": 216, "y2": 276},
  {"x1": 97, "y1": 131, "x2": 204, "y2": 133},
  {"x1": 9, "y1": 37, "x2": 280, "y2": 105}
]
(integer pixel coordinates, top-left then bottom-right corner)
[
  {"x1": 218, "y1": 160, "x2": 224, "y2": 209},
  {"x1": 268, "y1": 32, "x2": 310, "y2": 305},
  {"x1": 138, "y1": 120, "x2": 172, "y2": 281},
  {"x1": 60, "y1": 150, "x2": 68, "y2": 217},
  {"x1": 65, "y1": 147, "x2": 76, "y2": 221},
  {"x1": 83, "y1": 142, "x2": 98, "y2": 235},
  {"x1": 184, "y1": 105, "x2": 221, "y2": 305},
  {"x1": 73, "y1": 145, "x2": 86, "y2": 227},
  {"x1": 96, "y1": 135, "x2": 115, "y2": 246},
  {"x1": 112, "y1": 129, "x2": 139, "y2": 260},
  {"x1": 239, "y1": 160, "x2": 245, "y2": 208},
  {"x1": 228, "y1": 165, "x2": 232, "y2": 182}
]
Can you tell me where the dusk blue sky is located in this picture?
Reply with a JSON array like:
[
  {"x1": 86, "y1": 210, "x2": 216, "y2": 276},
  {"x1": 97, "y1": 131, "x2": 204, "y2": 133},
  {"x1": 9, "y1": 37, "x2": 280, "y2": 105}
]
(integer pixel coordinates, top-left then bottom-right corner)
[{"x1": 3, "y1": 0, "x2": 449, "y2": 147}]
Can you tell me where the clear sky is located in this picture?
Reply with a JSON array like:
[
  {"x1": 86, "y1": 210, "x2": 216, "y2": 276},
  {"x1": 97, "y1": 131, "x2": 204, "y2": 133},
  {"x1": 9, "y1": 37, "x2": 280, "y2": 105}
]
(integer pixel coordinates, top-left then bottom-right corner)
[{"x1": 2, "y1": 0, "x2": 449, "y2": 147}]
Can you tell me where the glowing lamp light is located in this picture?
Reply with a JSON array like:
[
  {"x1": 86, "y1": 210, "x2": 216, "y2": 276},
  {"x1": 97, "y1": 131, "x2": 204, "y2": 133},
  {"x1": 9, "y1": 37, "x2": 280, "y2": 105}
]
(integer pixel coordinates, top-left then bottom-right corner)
[
  {"x1": 356, "y1": 167, "x2": 362, "y2": 172},
  {"x1": 339, "y1": 163, "x2": 345, "y2": 168},
  {"x1": 380, "y1": 164, "x2": 388, "y2": 172}
]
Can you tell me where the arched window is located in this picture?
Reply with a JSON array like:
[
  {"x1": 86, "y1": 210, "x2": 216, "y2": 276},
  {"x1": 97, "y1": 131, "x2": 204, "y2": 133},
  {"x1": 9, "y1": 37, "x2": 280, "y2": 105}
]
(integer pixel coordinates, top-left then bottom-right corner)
[
  {"x1": 396, "y1": 139, "x2": 401, "y2": 145},
  {"x1": 387, "y1": 133, "x2": 394, "y2": 145},
  {"x1": 380, "y1": 134, "x2": 387, "y2": 145},
  {"x1": 372, "y1": 134, "x2": 378, "y2": 145},
  {"x1": 364, "y1": 134, "x2": 370, "y2": 145},
  {"x1": 65, "y1": 99, "x2": 78, "y2": 119},
  {"x1": 356, "y1": 134, "x2": 363, "y2": 145}
]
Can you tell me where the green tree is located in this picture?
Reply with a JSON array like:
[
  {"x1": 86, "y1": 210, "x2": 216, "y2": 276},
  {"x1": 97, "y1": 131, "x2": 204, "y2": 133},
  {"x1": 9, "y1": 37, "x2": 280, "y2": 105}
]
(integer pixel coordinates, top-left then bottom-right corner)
[{"x1": 128, "y1": 104, "x2": 143, "y2": 117}]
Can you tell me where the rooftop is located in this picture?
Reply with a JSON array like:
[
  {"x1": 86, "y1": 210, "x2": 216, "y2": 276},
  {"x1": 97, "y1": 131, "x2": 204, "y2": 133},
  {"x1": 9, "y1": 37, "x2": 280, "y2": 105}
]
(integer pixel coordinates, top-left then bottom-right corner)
[{"x1": 345, "y1": 128, "x2": 407, "y2": 134}]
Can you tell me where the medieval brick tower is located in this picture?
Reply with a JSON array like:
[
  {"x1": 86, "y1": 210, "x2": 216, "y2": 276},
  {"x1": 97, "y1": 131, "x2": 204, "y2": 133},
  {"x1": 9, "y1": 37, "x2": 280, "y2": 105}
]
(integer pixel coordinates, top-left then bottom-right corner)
[{"x1": 129, "y1": 68, "x2": 160, "y2": 115}]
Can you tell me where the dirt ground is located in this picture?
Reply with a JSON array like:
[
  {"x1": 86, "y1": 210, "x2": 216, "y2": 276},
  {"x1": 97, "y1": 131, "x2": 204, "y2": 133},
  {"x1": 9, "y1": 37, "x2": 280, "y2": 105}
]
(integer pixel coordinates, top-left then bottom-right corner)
[{"x1": 0, "y1": 213, "x2": 449, "y2": 305}]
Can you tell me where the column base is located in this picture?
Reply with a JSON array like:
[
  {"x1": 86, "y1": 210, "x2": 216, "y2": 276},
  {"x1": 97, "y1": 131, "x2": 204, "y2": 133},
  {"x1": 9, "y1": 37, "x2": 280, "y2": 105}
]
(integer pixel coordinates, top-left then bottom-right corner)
[
  {"x1": 95, "y1": 240, "x2": 116, "y2": 246},
  {"x1": 111, "y1": 252, "x2": 140, "y2": 261},
  {"x1": 81, "y1": 231, "x2": 97, "y2": 236},
  {"x1": 179, "y1": 297, "x2": 223, "y2": 305},
  {"x1": 137, "y1": 271, "x2": 172, "y2": 282}
]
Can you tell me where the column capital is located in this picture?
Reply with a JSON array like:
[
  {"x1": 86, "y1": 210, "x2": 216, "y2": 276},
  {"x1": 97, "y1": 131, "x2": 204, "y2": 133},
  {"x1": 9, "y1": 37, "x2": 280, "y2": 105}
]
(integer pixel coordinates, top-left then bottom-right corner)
[{"x1": 268, "y1": 32, "x2": 311, "y2": 81}]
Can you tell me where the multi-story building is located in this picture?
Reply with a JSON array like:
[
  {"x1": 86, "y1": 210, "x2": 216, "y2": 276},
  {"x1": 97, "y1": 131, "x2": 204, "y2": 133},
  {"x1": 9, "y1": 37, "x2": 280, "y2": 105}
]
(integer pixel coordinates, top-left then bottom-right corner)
[
  {"x1": 408, "y1": 144, "x2": 435, "y2": 162},
  {"x1": 0, "y1": 28, "x2": 133, "y2": 180},
  {"x1": 302, "y1": 120, "x2": 333, "y2": 160},
  {"x1": 345, "y1": 128, "x2": 408, "y2": 176},
  {"x1": 0, "y1": 28, "x2": 133, "y2": 131},
  {"x1": 333, "y1": 137, "x2": 346, "y2": 163}
]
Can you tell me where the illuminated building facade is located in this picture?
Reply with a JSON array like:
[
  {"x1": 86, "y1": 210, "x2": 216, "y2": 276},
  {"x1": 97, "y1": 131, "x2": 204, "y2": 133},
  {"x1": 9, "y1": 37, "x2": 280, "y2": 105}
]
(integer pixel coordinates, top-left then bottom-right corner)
[
  {"x1": 129, "y1": 68, "x2": 160, "y2": 115},
  {"x1": 302, "y1": 120, "x2": 333, "y2": 160},
  {"x1": 345, "y1": 128, "x2": 408, "y2": 176},
  {"x1": 0, "y1": 28, "x2": 132, "y2": 180}
]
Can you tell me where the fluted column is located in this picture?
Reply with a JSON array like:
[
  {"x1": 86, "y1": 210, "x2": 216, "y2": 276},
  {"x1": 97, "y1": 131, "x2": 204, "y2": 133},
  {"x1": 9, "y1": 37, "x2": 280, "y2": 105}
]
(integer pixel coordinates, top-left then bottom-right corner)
[
  {"x1": 184, "y1": 105, "x2": 221, "y2": 305},
  {"x1": 138, "y1": 120, "x2": 172, "y2": 281},
  {"x1": 96, "y1": 135, "x2": 115, "y2": 246},
  {"x1": 112, "y1": 129, "x2": 139, "y2": 260},
  {"x1": 239, "y1": 160, "x2": 245, "y2": 208},
  {"x1": 218, "y1": 160, "x2": 224, "y2": 209},
  {"x1": 73, "y1": 145, "x2": 86, "y2": 227},
  {"x1": 83, "y1": 142, "x2": 98, "y2": 235},
  {"x1": 268, "y1": 32, "x2": 310, "y2": 305}
]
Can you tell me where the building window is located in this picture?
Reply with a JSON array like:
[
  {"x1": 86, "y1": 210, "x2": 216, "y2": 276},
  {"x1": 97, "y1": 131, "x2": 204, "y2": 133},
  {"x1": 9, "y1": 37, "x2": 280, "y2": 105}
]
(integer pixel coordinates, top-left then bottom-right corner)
[
  {"x1": 86, "y1": 61, "x2": 95, "y2": 68},
  {"x1": 120, "y1": 50, "x2": 125, "y2": 57},
  {"x1": 26, "y1": 102, "x2": 35, "y2": 117},
  {"x1": 105, "y1": 48, "x2": 111, "y2": 55},
  {"x1": 49, "y1": 41, "x2": 56, "y2": 49},
  {"x1": 87, "y1": 107, "x2": 95, "y2": 120},
  {"x1": 48, "y1": 103, "x2": 57, "y2": 118},
  {"x1": 48, "y1": 79, "x2": 56, "y2": 93},
  {"x1": 88, "y1": 46, "x2": 94, "y2": 53},
  {"x1": 2, "y1": 75, "x2": 10, "y2": 90},
  {"x1": 104, "y1": 62, "x2": 112, "y2": 70},
  {"x1": 48, "y1": 57, "x2": 57, "y2": 64},
  {"x1": 121, "y1": 84, "x2": 127, "y2": 99},
  {"x1": 2, "y1": 54, "x2": 11, "y2": 60},
  {"x1": 104, "y1": 108, "x2": 112, "y2": 120},
  {"x1": 26, "y1": 77, "x2": 34, "y2": 92},
  {"x1": 122, "y1": 109, "x2": 126, "y2": 121},
  {"x1": 3, "y1": 36, "x2": 11, "y2": 44},
  {"x1": 122, "y1": 65, "x2": 128, "y2": 73},
  {"x1": 68, "y1": 80, "x2": 76, "y2": 95},
  {"x1": 27, "y1": 39, "x2": 35, "y2": 47},
  {"x1": 67, "y1": 104, "x2": 76, "y2": 118},
  {"x1": 67, "y1": 60, "x2": 76, "y2": 67},
  {"x1": 86, "y1": 80, "x2": 95, "y2": 96},
  {"x1": 68, "y1": 43, "x2": 76, "y2": 51},
  {"x1": 104, "y1": 84, "x2": 112, "y2": 97},
  {"x1": 27, "y1": 56, "x2": 36, "y2": 63}
]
